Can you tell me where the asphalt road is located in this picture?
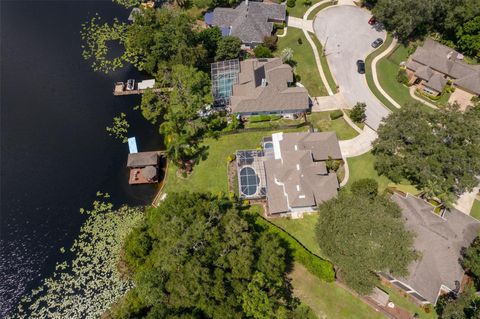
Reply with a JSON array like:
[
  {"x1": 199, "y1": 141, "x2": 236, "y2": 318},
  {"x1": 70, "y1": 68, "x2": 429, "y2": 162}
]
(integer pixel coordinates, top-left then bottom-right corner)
[{"x1": 313, "y1": 5, "x2": 390, "y2": 130}]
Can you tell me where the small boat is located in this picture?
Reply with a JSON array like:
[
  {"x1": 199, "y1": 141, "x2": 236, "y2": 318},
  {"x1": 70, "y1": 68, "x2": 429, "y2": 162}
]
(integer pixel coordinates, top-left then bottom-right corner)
[{"x1": 126, "y1": 79, "x2": 135, "y2": 91}]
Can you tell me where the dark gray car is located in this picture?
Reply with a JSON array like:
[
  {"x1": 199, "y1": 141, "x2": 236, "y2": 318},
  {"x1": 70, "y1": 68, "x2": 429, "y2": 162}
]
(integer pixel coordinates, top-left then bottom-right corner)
[{"x1": 371, "y1": 38, "x2": 384, "y2": 48}]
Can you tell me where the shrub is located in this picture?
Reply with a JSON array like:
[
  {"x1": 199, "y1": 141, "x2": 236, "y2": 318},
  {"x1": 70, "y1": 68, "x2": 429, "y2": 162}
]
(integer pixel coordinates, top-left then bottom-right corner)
[
  {"x1": 263, "y1": 35, "x2": 278, "y2": 51},
  {"x1": 303, "y1": 0, "x2": 312, "y2": 6},
  {"x1": 253, "y1": 44, "x2": 273, "y2": 58},
  {"x1": 350, "y1": 102, "x2": 367, "y2": 123},
  {"x1": 226, "y1": 153, "x2": 236, "y2": 163},
  {"x1": 326, "y1": 156, "x2": 341, "y2": 172},
  {"x1": 350, "y1": 178, "x2": 379, "y2": 198},
  {"x1": 294, "y1": 73, "x2": 301, "y2": 83},
  {"x1": 287, "y1": 0, "x2": 296, "y2": 7},
  {"x1": 329, "y1": 110, "x2": 343, "y2": 120},
  {"x1": 396, "y1": 68, "x2": 409, "y2": 85},
  {"x1": 297, "y1": 37, "x2": 303, "y2": 45},
  {"x1": 274, "y1": 22, "x2": 285, "y2": 30}
]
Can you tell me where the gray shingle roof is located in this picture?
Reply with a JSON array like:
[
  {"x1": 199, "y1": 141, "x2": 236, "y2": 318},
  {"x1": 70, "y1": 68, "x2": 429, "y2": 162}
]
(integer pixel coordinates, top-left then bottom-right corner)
[
  {"x1": 408, "y1": 39, "x2": 480, "y2": 94},
  {"x1": 391, "y1": 194, "x2": 480, "y2": 304},
  {"x1": 230, "y1": 58, "x2": 309, "y2": 114},
  {"x1": 127, "y1": 151, "x2": 159, "y2": 167},
  {"x1": 264, "y1": 132, "x2": 341, "y2": 214},
  {"x1": 424, "y1": 73, "x2": 447, "y2": 92},
  {"x1": 211, "y1": 1, "x2": 286, "y2": 44}
]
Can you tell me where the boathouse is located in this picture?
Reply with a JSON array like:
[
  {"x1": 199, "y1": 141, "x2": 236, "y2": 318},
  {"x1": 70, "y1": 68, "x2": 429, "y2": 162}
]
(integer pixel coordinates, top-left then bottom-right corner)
[{"x1": 127, "y1": 151, "x2": 159, "y2": 184}]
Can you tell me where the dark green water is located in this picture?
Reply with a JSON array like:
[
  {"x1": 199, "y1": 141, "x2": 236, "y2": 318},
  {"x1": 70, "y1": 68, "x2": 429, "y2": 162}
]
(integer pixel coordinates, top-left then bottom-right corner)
[{"x1": 0, "y1": 1, "x2": 163, "y2": 316}]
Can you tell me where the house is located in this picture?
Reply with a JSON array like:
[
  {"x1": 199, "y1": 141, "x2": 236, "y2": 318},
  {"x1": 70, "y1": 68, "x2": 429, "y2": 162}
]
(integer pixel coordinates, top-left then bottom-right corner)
[
  {"x1": 126, "y1": 151, "x2": 160, "y2": 184},
  {"x1": 228, "y1": 58, "x2": 309, "y2": 117},
  {"x1": 380, "y1": 193, "x2": 480, "y2": 305},
  {"x1": 205, "y1": 0, "x2": 286, "y2": 48},
  {"x1": 406, "y1": 39, "x2": 480, "y2": 105},
  {"x1": 236, "y1": 132, "x2": 342, "y2": 217}
]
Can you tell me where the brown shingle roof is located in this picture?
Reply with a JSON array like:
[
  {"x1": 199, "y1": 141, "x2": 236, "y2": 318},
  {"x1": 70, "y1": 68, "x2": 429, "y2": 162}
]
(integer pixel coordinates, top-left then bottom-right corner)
[
  {"x1": 391, "y1": 194, "x2": 480, "y2": 304},
  {"x1": 127, "y1": 151, "x2": 159, "y2": 168},
  {"x1": 264, "y1": 132, "x2": 340, "y2": 214},
  {"x1": 230, "y1": 58, "x2": 309, "y2": 114}
]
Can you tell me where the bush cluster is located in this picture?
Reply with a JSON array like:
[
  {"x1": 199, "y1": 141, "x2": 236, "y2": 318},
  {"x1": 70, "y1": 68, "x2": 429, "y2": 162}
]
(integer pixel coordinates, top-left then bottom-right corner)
[
  {"x1": 329, "y1": 110, "x2": 343, "y2": 120},
  {"x1": 287, "y1": 0, "x2": 296, "y2": 7}
]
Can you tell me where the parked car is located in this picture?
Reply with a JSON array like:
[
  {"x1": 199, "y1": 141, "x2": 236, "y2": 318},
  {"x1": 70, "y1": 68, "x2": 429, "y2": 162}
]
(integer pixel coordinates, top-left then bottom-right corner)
[
  {"x1": 356, "y1": 60, "x2": 365, "y2": 74},
  {"x1": 368, "y1": 17, "x2": 376, "y2": 25},
  {"x1": 371, "y1": 38, "x2": 384, "y2": 48}
]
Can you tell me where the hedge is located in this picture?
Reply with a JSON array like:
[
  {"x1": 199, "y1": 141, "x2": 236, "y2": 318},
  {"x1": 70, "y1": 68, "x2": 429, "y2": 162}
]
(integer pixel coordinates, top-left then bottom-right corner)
[
  {"x1": 329, "y1": 110, "x2": 343, "y2": 120},
  {"x1": 253, "y1": 212, "x2": 335, "y2": 282}
]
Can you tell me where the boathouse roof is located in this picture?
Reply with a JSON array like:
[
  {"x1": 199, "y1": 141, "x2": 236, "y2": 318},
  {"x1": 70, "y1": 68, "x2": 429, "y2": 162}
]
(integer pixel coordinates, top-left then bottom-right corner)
[{"x1": 127, "y1": 151, "x2": 159, "y2": 168}]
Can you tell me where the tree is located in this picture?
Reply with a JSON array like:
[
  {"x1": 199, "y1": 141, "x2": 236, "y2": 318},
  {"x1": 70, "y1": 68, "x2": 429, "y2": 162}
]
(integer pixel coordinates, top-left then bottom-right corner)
[
  {"x1": 124, "y1": 8, "x2": 206, "y2": 74},
  {"x1": 372, "y1": 103, "x2": 480, "y2": 205},
  {"x1": 436, "y1": 284, "x2": 480, "y2": 319},
  {"x1": 254, "y1": 45, "x2": 273, "y2": 58},
  {"x1": 215, "y1": 36, "x2": 242, "y2": 61},
  {"x1": 263, "y1": 35, "x2": 278, "y2": 51},
  {"x1": 118, "y1": 192, "x2": 298, "y2": 318},
  {"x1": 198, "y1": 26, "x2": 222, "y2": 60},
  {"x1": 106, "y1": 112, "x2": 129, "y2": 143},
  {"x1": 316, "y1": 192, "x2": 417, "y2": 293},
  {"x1": 373, "y1": 0, "x2": 435, "y2": 41},
  {"x1": 350, "y1": 102, "x2": 367, "y2": 123},
  {"x1": 280, "y1": 47, "x2": 294, "y2": 64},
  {"x1": 138, "y1": 89, "x2": 167, "y2": 124},
  {"x1": 157, "y1": 65, "x2": 213, "y2": 169},
  {"x1": 462, "y1": 236, "x2": 480, "y2": 285},
  {"x1": 457, "y1": 16, "x2": 480, "y2": 59},
  {"x1": 350, "y1": 178, "x2": 379, "y2": 199}
]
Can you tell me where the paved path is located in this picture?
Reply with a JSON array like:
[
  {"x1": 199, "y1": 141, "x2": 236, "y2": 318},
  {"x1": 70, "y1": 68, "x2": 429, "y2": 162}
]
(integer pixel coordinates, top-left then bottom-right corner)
[
  {"x1": 454, "y1": 186, "x2": 479, "y2": 215},
  {"x1": 409, "y1": 86, "x2": 437, "y2": 109},
  {"x1": 371, "y1": 38, "x2": 401, "y2": 109},
  {"x1": 287, "y1": 16, "x2": 314, "y2": 32},
  {"x1": 339, "y1": 126, "x2": 378, "y2": 158},
  {"x1": 313, "y1": 5, "x2": 390, "y2": 130}
]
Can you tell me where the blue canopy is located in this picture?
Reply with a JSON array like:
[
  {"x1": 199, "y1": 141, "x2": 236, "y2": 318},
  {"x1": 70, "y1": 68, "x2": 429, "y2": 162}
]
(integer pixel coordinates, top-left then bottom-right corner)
[{"x1": 128, "y1": 137, "x2": 138, "y2": 154}]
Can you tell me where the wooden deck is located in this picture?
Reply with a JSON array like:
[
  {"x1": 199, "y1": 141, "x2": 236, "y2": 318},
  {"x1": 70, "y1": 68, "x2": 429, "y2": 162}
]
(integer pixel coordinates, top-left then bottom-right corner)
[
  {"x1": 114, "y1": 88, "x2": 171, "y2": 96},
  {"x1": 129, "y1": 168, "x2": 158, "y2": 185}
]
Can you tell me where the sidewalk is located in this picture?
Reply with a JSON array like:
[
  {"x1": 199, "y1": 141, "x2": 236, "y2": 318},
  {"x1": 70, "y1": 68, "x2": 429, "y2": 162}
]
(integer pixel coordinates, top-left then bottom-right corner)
[{"x1": 339, "y1": 125, "x2": 378, "y2": 158}]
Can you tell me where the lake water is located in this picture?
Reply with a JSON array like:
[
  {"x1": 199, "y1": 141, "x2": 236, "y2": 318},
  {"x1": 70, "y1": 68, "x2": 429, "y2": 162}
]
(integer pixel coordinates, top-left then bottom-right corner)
[{"x1": 0, "y1": 1, "x2": 163, "y2": 316}]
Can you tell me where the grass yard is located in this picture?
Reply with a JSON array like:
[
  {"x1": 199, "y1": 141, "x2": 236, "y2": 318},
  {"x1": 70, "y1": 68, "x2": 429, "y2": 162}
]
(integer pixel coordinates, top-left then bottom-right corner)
[
  {"x1": 270, "y1": 214, "x2": 323, "y2": 257},
  {"x1": 286, "y1": 0, "x2": 322, "y2": 18},
  {"x1": 162, "y1": 128, "x2": 307, "y2": 194},
  {"x1": 471, "y1": 199, "x2": 480, "y2": 220},
  {"x1": 306, "y1": 1, "x2": 335, "y2": 20},
  {"x1": 347, "y1": 152, "x2": 419, "y2": 195},
  {"x1": 307, "y1": 111, "x2": 358, "y2": 140},
  {"x1": 244, "y1": 117, "x2": 305, "y2": 129},
  {"x1": 276, "y1": 28, "x2": 327, "y2": 97},
  {"x1": 290, "y1": 263, "x2": 385, "y2": 319},
  {"x1": 365, "y1": 34, "x2": 398, "y2": 112},
  {"x1": 381, "y1": 284, "x2": 438, "y2": 319},
  {"x1": 309, "y1": 32, "x2": 337, "y2": 93}
]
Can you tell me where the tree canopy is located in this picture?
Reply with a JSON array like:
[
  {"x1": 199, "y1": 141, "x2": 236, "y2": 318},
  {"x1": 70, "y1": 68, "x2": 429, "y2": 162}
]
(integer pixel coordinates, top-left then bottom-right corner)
[
  {"x1": 215, "y1": 36, "x2": 243, "y2": 61},
  {"x1": 372, "y1": 0, "x2": 480, "y2": 58},
  {"x1": 372, "y1": 103, "x2": 480, "y2": 205},
  {"x1": 315, "y1": 191, "x2": 417, "y2": 294},
  {"x1": 114, "y1": 192, "x2": 298, "y2": 319},
  {"x1": 461, "y1": 236, "x2": 480, "y2": 286}
]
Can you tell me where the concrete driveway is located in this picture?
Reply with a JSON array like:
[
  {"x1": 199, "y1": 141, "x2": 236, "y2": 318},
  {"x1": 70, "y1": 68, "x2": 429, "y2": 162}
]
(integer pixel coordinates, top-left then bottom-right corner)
[{"x1": 313, "y1": 6, "x2": 390, "y2": 130}]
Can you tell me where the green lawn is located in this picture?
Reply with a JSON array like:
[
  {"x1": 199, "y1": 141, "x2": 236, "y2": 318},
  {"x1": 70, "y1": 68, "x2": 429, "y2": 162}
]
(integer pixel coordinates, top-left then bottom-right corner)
[
  {"x1": 347, "y1": 152, "x2": 419, "y2": 195},
  {"x1": 471, "y1": 199, "x2": 480, "y2": 220},
  {"x1": 162, "y1": 128, "x2": 307, "y2": 195},
  {"x1": 381, "y1": 285, "x2": 438, "y2": 319},
  {"x1": 307, "y1": 111, "x2": 358, "y2": 140},
  {"x1": 244, "y1": 118, "x2": 305, "y2": 129},
  {"x1": 290, "y1": 263, "x2": 385, "y2": 319},
  {"x1": 286, "y1": 0, "x2": 322, "y2": 18},
  {"x1": 276, "y1": 28, "x2": 327, "y2": 97},
  {"x1": 306, "y1": 1, "x2": 335, "y2": 20},
  {"x1": 270, "y1": 214, "x2": 323, "y2": 257},
  {"x1": 309, "y1": 32, "x2": 337, "y2": 93}
]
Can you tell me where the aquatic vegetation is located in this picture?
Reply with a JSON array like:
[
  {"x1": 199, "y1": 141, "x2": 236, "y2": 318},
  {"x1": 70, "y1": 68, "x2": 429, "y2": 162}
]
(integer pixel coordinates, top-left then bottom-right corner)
[
  {"x1": 81, "y1": 14, "x2": 128, "y2": 73},
  {"x1": 106, "y1": 112, "x2": 130, "y2": 143},
  {"x1": 112, "y1": 0, "x2": 141, "y2": 8},
  {"x1": 13, "y1": 194, "x2": 144, "y2": 319}
]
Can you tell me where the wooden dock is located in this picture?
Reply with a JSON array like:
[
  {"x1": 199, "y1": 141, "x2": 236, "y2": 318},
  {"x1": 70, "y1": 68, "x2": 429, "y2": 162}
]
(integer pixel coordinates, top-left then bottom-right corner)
[{"x1": 113, "y1": 87, "x2": 170, "y2": 96}]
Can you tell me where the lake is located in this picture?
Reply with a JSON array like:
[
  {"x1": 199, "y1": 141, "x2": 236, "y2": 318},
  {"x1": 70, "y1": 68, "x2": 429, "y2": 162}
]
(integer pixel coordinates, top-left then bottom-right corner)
[{"x1": 0, "y1": 1, "x2": 163, "y2": 316}]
